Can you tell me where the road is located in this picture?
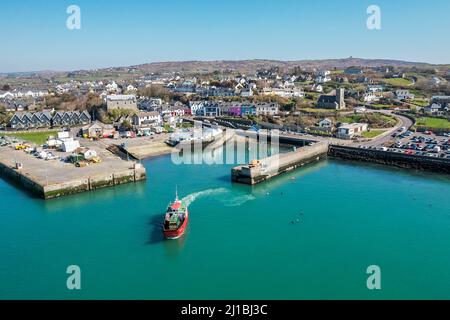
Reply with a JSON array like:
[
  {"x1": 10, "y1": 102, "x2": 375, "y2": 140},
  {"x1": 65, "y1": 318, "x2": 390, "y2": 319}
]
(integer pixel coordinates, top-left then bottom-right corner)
[
  {"x1": 195, "y1": 110, "x2": 415, "y2": 149},
  {"x1": 361, "y1": 111, "x2": 414, "y2": 147},
  {"x1": 266, "y1": 111, "x2": 413, "y2": 148}
]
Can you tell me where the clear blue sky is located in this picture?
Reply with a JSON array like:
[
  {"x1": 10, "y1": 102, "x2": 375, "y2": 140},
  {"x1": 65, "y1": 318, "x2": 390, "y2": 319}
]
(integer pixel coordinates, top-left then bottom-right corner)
[{"x1": 1, "y1": 0, "x2": 449, "y2": 72}]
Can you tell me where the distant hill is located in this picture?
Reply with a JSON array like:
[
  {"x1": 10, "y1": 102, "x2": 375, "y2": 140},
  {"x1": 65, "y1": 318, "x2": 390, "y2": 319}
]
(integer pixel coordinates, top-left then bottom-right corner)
[
  {"x1": 1, "y1": 57, "x2": 444, "y2": 78},
  {"x1": 122, "y1": 57, "x2": 434, "y2": 75}
]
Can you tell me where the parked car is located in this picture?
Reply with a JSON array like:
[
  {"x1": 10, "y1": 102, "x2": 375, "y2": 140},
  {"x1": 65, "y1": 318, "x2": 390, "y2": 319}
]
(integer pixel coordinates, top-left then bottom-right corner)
[{"x1": 45, "y1": 153, "x2": 59, "y2": 161}]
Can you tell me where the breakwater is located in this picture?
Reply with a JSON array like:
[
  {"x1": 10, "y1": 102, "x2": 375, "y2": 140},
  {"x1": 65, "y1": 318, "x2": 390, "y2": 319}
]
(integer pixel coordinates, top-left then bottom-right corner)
[
  {"x1": 0, "y1": 161, "x2": 147, "y2": 199},
  {"x1": 0, "y1": 146, "x2": 147, "y2": 200},
  {"x1": 232, "y1": 142, "x2": 329, "y2": 185},
  {"x1": 232, "y1": 142, "x2": 450, "y2": 185},
  {"x1": 328, "y1": 145, "x2": 450, "y2": 174}
]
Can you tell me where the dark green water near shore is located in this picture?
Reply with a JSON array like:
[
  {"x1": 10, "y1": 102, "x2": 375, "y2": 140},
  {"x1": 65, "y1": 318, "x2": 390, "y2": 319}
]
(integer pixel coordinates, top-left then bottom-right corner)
[{"x1": 1, "y1": 154, "x2": 450, "y2": 299}]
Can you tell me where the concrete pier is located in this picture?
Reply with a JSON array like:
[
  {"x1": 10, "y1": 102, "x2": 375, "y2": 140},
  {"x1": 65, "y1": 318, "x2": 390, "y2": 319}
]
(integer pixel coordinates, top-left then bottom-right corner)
[
  {"x1": 0, "y1": 146, "x2": 146, "y2": 200},
  {"x1": 232, "y1": 142, "x2": 329, "y2": 185}
]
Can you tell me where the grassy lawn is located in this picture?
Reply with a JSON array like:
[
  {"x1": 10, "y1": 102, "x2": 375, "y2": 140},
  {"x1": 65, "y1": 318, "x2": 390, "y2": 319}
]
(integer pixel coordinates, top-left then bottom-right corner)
[
  {"x1": 362, "y1": 130, "x2": 386, "y2": 138},
  {"x1": 304, "y1": 92, "x2": 320, "y2": 100},
  {"x1": 370, "y1": 104, "x2": 394, "y2": 109},
  {"x1": 338, "y1": 113, "x2": 397, "y2": 128},
  {"x1": 407, "y1": 99, "x2": 429, "y2": 107},
  {"x1": 1, "y1": 130, "x2": 58, "y2": 145},
  {"x1": 409, "y1": 89, "x2": 427, "y2": 99},
  {"x1": 383, "y1": 78, "x2": 413, "y2": 87},
  {"x1": 416, "y1": 117, "x2": 450, "y2": 130},
  {"x1": 337, "y1": 116, "x2": 354, "y2": 123},
  {"x1": 177, "y1": 122, "x2": 193, "y2": 129},
  {"x1": 299, "y1": 108, "x2": 335, "y2": 114}
]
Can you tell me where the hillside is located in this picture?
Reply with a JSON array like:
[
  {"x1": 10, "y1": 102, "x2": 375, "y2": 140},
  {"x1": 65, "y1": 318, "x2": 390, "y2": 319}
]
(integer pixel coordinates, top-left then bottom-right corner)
[
  {"x1": 123, "y1": 57, "x2": 433, "y2": 75},
  {"x1": 0, "y1": 57, "x2": 444, "y2": 80}
]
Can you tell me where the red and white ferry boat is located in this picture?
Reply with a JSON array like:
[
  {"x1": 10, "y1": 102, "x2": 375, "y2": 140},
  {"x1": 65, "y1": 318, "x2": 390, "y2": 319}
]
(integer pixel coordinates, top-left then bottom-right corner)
[{"x1": 163, "y1": 189, "x2": 189, "y2": 240}]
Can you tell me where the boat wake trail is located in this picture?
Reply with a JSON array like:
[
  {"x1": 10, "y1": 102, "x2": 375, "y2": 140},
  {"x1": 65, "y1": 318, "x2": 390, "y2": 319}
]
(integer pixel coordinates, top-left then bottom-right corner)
[
  {"x1": 182, "y1": 187, "x2": 257, "y2": 208},
  {"x1": 220, "y1": 194, "x2": 256, "y2": 207},
  {"x1": 181, "y1": 188, "x2": 228, "y2": 206}
]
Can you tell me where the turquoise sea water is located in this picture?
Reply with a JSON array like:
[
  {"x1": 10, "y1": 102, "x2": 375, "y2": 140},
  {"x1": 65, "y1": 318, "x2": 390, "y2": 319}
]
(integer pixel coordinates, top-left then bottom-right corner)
[{"x1": 1, "y1": 153, "x2": 450, "y2": 299}]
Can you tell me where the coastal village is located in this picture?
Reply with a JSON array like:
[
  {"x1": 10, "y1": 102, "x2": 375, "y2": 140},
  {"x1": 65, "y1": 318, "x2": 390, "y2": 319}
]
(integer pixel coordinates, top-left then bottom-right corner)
[
  {"x1": 3, "y1": 0, "x2": 450, "y2": 303},
  {"x1": 1, "y1": 59, "x2": 450, "y2": 198}
]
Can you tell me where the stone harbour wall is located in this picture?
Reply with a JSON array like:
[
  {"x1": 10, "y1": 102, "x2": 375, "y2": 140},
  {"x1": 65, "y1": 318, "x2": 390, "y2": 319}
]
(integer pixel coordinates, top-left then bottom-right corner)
[
  {"x1": 0, "y1": 162, "x2": 147, "y2": 200},
  {"x1": 328, "y1": 145, "x2": 450, "y2": 174}
]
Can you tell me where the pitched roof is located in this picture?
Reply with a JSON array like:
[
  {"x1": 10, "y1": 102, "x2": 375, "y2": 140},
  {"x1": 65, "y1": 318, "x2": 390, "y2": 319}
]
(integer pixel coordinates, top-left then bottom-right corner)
[
  {"x1": 318, "y1": 95, "x2": 336, "y2": 103},
  {"x1": 134, "y1": 111, "x2": 160, "y2": 117},
  {"x1": 107, "y1": 94, "x2": 136, "y2": 101}
]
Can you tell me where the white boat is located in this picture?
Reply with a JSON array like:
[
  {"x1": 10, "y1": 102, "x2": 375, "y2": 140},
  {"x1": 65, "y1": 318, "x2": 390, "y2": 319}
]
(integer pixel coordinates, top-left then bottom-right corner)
[{"x1": 167, "y1": 126, "x2": 223, "y2": 147}]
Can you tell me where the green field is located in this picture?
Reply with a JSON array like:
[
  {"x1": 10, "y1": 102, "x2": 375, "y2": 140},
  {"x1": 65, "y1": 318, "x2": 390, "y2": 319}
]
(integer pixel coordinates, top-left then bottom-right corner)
[
  {"x1": 383, "y1": 78, "x2": 413, "y2": 87},
  {"x1": 416, "y1": 117, "x2": 450, "y2": 130},
  {"x1": 362, "y1": 130, "x2": 386, "y2": 138},
  {"x1": 1, "y1": 130, "x2": 58, "y2": 145},
  {"x1": 409, "y1": 89, "x2": 427, "y2": 99},
  {"x1": 338, "y1": 113, "x2": 397, "y2": 128},
  {"x1": 303, "y1": 92, "x2": 320, "y2": 101},
  {"x1": 299, "y1": 108, "x2": 335, "y2": 114},
  {"x1": 370, "y1": 104, "x2": 394, "y2": 109},
  {"x1": 407, "y1": 99, "x2": 429, "y2": 107}
]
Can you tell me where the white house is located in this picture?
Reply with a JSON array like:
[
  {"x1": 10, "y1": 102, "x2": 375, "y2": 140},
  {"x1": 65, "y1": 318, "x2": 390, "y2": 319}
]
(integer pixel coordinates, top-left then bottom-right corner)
[
  {"x1": 24, "y1": 90, "x2": 43, "y2": 98},
  {"x1": 315, "y1": 70, "x2": 331, "y2": 84},
  {"x1": 262, "y1": 87, "x2": 304, "y2": 99},
  {"x1": 162, "y1": 104, "x2": 186, "y2": 117},
  {"x1": 318, "y1": 118, "x2": 333, "y2": 128},
  {"x1": 337, "y1": 123, "x2": 368, "y2": 139},
  {"x1": 367, "y1": 85, "x2": 385, "y2": 93},
  {"x1": 283, "y1": 81, "x2": 295, "y2": 88},
  {"x1": 318, "y1": 70, "x2": 331, "y2": 77},
  {"x1": 9, "y1": 89, "x2": 46, "y2": 99},
  {"x1": 106, "y1": 81, "x2": 119, "y2": 93},
  {"x1": 126, "y1": 84, "x2": 137, "y2": 92},
  {"x1": 131, "y1": 111, "x2": 161, "y2": 127},
  {"x1": 423, "y1": 103, "x2": 448, "y2": 116},
  {"x1": 315, "y1": 75, "x2": 331, "y2": 84},
  {"x1": 0, "y1": 91, "x2": 14, "y2": 99},
  {"x1": 240, "y1": 87, "x2": 253, "y2": 97},
  {"x1": 312, "y1": 84, "x2": 323, "y2": 93},
  {"x1": 396, "y1": 90, "x2": 415, "y2": 100},
  {"x1": 363, "y1": 92, "x2": 380, "y2": 103},
  {"x1": 255, "y1": 103, "x2": 279, "y2": 116},
  {"x1": 190, "y1": 101, "x2": 206, "y2": 115}
]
